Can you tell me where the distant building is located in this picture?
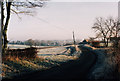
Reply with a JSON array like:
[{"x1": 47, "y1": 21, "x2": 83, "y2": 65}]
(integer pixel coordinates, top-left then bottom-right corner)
[
  {"x1": 79, "y1": 39, "x2": 113, "y2": 47},
  {"x1": 79, "y1": 39, "x2": 90, "y2": 44}
]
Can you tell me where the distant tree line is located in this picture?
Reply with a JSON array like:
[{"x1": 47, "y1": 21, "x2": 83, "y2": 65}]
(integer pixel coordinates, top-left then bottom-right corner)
[{"x1": 8, "y1": 39, "x2": 77, "y2": 47}]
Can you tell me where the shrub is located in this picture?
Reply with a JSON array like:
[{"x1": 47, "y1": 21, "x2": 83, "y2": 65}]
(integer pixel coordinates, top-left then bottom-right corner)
[{"x1": 5, "y1": 47, "x2": 38, "y2": 59}]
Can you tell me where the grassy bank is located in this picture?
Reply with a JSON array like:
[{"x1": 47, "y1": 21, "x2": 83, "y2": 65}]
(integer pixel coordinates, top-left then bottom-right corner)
[{"x1": 2, "y1": 46, "x2": 80, "y2": 79}]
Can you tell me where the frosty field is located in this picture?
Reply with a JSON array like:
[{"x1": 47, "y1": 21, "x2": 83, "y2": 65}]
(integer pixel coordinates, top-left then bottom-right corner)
[{"x1": 37, "y1": 46, "x2": 67, "y2": 55}]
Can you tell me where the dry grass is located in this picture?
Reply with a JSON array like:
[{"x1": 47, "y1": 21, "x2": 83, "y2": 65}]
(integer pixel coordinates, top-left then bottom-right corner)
[
  {"x1": 2, "y1": 55, "x2": 47, "y2": 78},
  {"x1": 115, "y1": 47, "x2": 120, "y2": 76},
  {"x1": 105, "y1": 42, "x2": 120, "y2": 80},
  {"x1": 2, "y1": 54, "x2": 78, "y2": 78}
]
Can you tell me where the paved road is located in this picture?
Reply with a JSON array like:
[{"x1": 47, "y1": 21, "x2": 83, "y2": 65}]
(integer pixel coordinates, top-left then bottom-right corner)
[{"x1": 3, "y1": 46, "x2": 97, "y2": 81}]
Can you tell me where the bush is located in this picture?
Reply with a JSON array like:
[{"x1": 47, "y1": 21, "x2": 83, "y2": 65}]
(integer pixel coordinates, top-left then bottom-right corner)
[{"x1": 5, "y1": 47, "x2": 38, "y2": 59}]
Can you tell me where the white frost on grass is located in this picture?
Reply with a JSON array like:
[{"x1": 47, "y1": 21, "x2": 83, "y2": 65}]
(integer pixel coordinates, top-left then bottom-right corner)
[
  {"x1": 38, "y1": 46, "x2": 81, "y2": 63},
  {"x1": 40, "y1": 55, "x2": 78, "y2": 63},
  {"x1": 8, "y1": 44, "x2": 30, "y2": 49},
  {"x1": 37, "y1": 46, "x2": 67, "y2": 55}
]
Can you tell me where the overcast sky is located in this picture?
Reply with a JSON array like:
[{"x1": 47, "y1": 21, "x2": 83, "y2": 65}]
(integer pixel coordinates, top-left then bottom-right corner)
[{"x1": 8, "y1": 2, "x2": 118, "y2": 41}]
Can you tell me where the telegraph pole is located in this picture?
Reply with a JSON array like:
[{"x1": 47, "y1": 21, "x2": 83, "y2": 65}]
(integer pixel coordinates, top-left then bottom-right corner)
[{"x1": 73, "y1": 31, "x2": 76, "y2": 45}]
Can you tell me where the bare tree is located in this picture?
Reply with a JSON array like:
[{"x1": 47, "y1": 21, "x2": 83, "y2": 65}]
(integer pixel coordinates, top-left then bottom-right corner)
[
  {"x1": 92, "y1": 17, "x2": 120, "y2": 47},
  {"x1": 1, "y1": 0, "x2": 46, "y2": 54},
  {"x1": 26, "y1": 39, "x2": 34, "y2": 47}
]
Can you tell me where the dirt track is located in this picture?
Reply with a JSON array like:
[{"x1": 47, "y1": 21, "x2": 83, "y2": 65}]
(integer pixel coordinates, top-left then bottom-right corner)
[{"x1": 3, "y1": 45, "x2": 97, "y2": 81}]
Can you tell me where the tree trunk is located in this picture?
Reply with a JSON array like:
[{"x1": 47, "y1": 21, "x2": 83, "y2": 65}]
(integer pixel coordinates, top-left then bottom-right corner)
[
  {"x1": 1, "y1": 2, "x2": 4, "y2": 55},
  {"x1": 2, "y1": 2, "x2": 11, "y2": 54},
  {"x1": 0, "y1": 1, "x2": 3, "y2": 65},
  {"x1": 103, "y1": 37, "x2": 107, "y2": 47},
  {"x1": 106, "y1": 38, "x2": 109, "y2": 47}
]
